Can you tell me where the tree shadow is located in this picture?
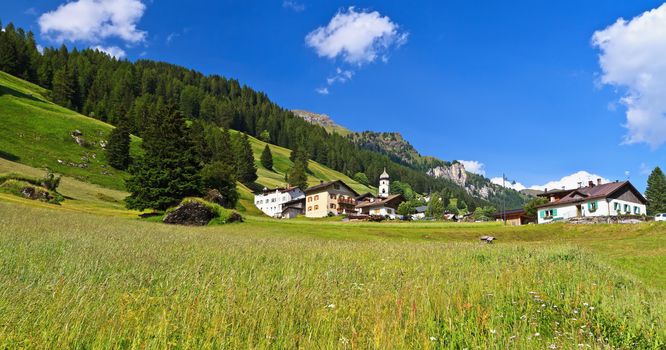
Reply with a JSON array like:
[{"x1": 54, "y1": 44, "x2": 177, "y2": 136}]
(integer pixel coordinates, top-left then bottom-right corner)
[
  {"x1": 0, "y1": 150, "x2": 20, "y2": 162},
  {"x1": 0, "y1": 85, "x2": 46, "y2": 104},
  {"x1": 244, "y1": 182, "x2": 265, "y2": 192}
]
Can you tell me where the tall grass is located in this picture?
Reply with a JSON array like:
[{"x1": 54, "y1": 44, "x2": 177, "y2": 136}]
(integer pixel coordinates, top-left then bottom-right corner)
[{"x1": 0, "y1": 203, "x2": 664, "y2": 349}]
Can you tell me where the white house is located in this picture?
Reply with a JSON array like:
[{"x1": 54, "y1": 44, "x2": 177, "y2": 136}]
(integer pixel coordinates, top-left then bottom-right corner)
[
  {"x1": 254, "y1": 187, "x2": 305, "y2": 218},
  {"x1": 536, "y1": 180, "x2": 647, "y2": 224}
]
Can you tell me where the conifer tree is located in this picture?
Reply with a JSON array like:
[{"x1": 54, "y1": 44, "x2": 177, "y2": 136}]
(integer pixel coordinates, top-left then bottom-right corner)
[
  {"x1": 106, "y1": 117, "x2": 131, "y2": 170},
  {"x1": 232, "y1": 133, "x2": 258, "y2": 184},
  {"x1": 287, "y1": 158, "x2": 308, "y2": 190},
  {"x1": 426, "y1": 195, "x2": 444, "y2": 219},
  {"x1": 200, "y1": 161, "x2": 239, "y2": 208},
  {"x1": 51, "y1": 67, "x2": 73, "y2": 108},
  {"x1": 125, "y1": 103, "x2": 202, "y2": 210},
  {"x1": 646, "y1": 166, "x2": 666, "y2": 215},
  {"x1": 260, "y1": 145, "x2": 273, "y2": 170}
]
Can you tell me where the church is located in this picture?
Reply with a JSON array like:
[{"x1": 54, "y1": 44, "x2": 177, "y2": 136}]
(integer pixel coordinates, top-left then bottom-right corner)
[{"x1": 355, "y1": 168, "x2": 405, "y2": 219}]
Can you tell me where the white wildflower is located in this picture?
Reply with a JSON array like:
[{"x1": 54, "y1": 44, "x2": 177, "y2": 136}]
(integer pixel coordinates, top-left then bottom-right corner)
[
  {"x1": 534, "y1": 332, "x2": 540, "y2": 337},
  {"x1": 489, "y1": 329, "x2": 496, "y2": 334},
  {"x1": 429, "y1": 336, "x2": 437, "y2": 341},
  {"x1": 326, "y1": 304, "x2": 335, "y2": 309}
]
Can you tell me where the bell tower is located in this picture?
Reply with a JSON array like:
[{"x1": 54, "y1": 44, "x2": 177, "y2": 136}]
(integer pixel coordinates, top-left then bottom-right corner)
[{"x1": 378, "y1": 168, "x2": 390, "y2": 198}]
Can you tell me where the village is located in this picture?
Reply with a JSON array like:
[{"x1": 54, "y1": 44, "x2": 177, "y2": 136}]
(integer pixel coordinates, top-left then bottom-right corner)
[{"x1": 253, "y1": 169, "x2": 649, "y2": 225}]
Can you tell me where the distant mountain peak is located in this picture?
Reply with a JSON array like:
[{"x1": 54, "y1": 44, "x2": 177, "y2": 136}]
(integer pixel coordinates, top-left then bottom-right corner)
[{"x1": 291, "y1": 110, "x2": 351, "y2": 135}]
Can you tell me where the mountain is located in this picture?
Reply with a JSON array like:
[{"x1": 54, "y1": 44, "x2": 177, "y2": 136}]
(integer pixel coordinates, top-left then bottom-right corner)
[
  {"x1": 293, "y1": 109, "x2": 528, "y2": 209},
  {"x1": 292, "y1": 110, "x2": 352, "y2": 136}
]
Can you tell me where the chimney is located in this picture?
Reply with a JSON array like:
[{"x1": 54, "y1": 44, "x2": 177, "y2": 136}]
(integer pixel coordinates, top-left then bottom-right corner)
[
  {"x1": 597, "y1": 178, "x2": 602, "y2": 186},
  {"x1": 588, "y1": 180, "x2": 595, "y2": 187},
  {"x1": 544, "y1": 188, "x2": 548, "y2": 193}
]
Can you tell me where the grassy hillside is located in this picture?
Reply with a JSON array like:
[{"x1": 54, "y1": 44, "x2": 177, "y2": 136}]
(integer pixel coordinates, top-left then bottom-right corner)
[
  {"x1": 0, "y1": 71, "x2": 142, "y2": 191},
  {"x1": 0, "y1": 202, "x2": 664, "y2": 348},
  {"x1": 0, "y1": 71, "x2": 373, "y2": 214},
  {"x1": 241, "y1": 131, "x2": 374, "y2": 195}
]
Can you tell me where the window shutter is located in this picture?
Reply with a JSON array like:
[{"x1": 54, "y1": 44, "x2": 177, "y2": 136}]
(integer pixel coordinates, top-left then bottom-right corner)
[
  {"x1": 539, "y1": 210, "x2": 545, "y2": 218},
  {"x1": 553, "y1": 208, "x2": 558, "y2": 216}
]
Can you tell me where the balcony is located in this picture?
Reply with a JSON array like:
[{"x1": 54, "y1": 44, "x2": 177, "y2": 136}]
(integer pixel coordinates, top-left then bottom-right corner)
[{"x1": 337, "y1": 197, "x2": 356, "y2": 206}]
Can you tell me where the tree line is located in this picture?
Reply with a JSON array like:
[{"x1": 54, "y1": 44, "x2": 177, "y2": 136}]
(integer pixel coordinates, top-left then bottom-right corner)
[{"x1": 0, "y1": 21, "x2": 504, "y2": 210}]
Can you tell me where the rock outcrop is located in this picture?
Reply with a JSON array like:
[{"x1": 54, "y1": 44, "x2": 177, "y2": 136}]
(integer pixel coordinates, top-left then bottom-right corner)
[
  {"x1": 163, "y1": 201, "x2": 216, "y2": 226},
  {"x1": 427, "y1": 162, "x2": 467, "y2": 187}
]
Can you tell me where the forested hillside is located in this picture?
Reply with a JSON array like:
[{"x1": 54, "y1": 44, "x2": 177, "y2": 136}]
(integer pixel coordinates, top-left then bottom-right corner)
[{"x1": 0, "y1": 21, "x2": 516, "y2": 209}]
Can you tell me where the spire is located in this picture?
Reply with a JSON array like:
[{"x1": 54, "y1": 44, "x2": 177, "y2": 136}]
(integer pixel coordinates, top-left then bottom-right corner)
[{"x1": 380, "y1": 167, "x2": 389, "y2": 179}]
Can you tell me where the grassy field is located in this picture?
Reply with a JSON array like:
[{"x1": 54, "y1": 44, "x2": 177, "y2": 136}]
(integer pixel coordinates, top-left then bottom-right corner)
[
  {"x1": 0, "y1": 71, "x2": 142, "y2": 191},
  {"x1": 0, "y1": 202, "x2": 665, "y2": 349}
]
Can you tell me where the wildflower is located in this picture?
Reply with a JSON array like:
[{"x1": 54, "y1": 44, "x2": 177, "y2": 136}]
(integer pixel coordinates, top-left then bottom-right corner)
[
  {"x1": 430, "y1": 336, "x2": 437, "y2": 341},
  {"x1": 534, "y1": 332, "x2": 541, "y2": 337},
  {"x1": 541, "y1": 304, "x2": 546, "y2": 308},
  {"x1": 589, "y1": 306, "x2": 595, "y2": 311},
  {"x1": 489, "y1": 329, "x2": 496, "y2": 334},
  {"x1": 573, "y1": 309, "x2": 579, "y2": 314},
  {"x1": 583, "y1": 302, "x2": 589, "y2": 307},
  {"x1": 326, "y1": 304, "x2": 335, "y2": 309},
  {"x1": 549, "y1": 345, "x2": 557, "y2": 349}
]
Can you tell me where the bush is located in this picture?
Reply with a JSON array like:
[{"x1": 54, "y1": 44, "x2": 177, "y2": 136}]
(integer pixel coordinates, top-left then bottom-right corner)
[{"x1": 170, "y1": 198, "x2": 244, "y2": 225}]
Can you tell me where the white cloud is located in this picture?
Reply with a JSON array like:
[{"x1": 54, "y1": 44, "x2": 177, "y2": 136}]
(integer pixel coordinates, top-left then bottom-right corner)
[
  {"x1": 327, "y1": 67, "x2": 354, "y2": 85},
  {"x1": 36, "y1": 45, "x2": 44, "y2": 54},
  {"x1": 490, "y1": 177, "x2": 526, "y2": 191},
  {"x1": 458, "y1": 160, "x2": 485, "y2": 176},
  {"x1": 592, "y1": 3, "x2": 666, "y2": 149},
  {"x1": 530, "y1": 171, "x2": 610, "y2": 191},
  {"x1": 92, "y1": 45, "x2": 126, "y2": 59},
  {"x1": 25, "y1": 7, "x2": 38, "y2": 16},
  {"x1": 315, "y1": 87, "x2": 329, "y2": 95},
  {"x1": 282, "y1": 0, "x2": 305, "y2": 12},
  {"x1": 305, "y1": 7, "x2": 407, "y2": 65},
  {"x1": 39, "y1": 0, "x2": 147, "y2": 44}
]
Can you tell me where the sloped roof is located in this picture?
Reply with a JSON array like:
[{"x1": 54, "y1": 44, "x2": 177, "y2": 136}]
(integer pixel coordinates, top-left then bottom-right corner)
[
  {"x1": 304, "y1": 180, "x2": 359, "y2": 196},
  {"x1": 256, "y1": 186, "x2": 300, "y2": 195},
  {"x1": 537, "y1": 181, "x2": 646, "y2": 207},
  {"x1": 356, "y1": 194, "x2": 403, "y2": 208}
]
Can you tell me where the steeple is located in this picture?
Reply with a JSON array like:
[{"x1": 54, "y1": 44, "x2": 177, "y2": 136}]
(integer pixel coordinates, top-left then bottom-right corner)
[
  {"x1": 378, "y1": 168, "x2": 390, "y2": 198},
  {"x1": 380, "y1": 167, "x2": 390, "y2": 180}
]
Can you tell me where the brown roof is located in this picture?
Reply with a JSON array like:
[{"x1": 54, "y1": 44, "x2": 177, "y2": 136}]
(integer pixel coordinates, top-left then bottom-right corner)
[
  {"x1": 536, "y1": 181, "x2": 646, "y2": 208},
  {"x1": 355, "y1": 194, "x2": 404, "y2": 209},
  {"x1": 536, "y1": 188, "x2": 575, "y2": 197},
  {"x1": 304, "y1": 180, "x2": 359, "y2": 196}
]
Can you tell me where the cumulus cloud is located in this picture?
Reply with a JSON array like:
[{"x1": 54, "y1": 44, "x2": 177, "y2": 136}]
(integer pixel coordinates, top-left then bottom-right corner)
[
  {"x1": 490, "y1": 177, "x2": 526, "y2": 191},
  {"x1": 592, "y1": 3, "x2": 666, "y2": 148},
  {"x1": 92, "y1": 45, "x2": 126, "y2": 59},
  {"x1": 306, "y1": 7, "x2": 407, "y2": 65},
  {"x1": 458, "y1": 160, "x2": 486, "y2": 176},
  {"x1": 39, "y1": 0, "x2": 147, "y2": 44},
  {"x1": 315, "y1": 87, "x2": 329, "y2": 95},
  {"x1": 282, "y1": 0, "x2": 305, "y2": 12}
]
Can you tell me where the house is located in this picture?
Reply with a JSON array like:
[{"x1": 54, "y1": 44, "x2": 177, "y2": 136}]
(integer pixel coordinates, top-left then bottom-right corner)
[
  {"x1": 411, "y1": 205, "x2": 427, "y2": 220},
  {"x1": 355, "y1": 168, "x2": 406, "y2": 219},
  {"x1": 280, "y1": 198, "x2": 306, "y2": 219},
  {"x1": 493, "y1": 208, "x2": 532, "y2": 226},
  {"x1": 304, "y1": 180, "x2": 359, "y2": 218},
  {"x1": 536, "y1": 179, "x2": 647, "y2": 224},
  {"x1": 254, "y1": 186, "x2": 305, "y2": 218}
]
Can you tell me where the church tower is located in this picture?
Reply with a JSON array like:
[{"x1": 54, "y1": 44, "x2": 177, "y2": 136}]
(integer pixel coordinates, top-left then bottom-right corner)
[{"x1": 378, "y1": 168, "x2": 390, "y2": 198}]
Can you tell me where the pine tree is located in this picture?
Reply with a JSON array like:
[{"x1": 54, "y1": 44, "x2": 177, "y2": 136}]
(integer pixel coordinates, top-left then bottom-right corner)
[
  {"x1": 51, "y1": 66, "x2": 73, "y2": 108},
  {"x1": 646, "y1": 166, "x2": 666, "y2": 215},
  {"x1": 426, "y1": 195, "x2": 444, "y2": 219},
  {"x1": 260, "y1": 145, "x2": 273, "y2": 170},
  {"x1": 106, "y1": 117, "x2": 131, "y2": 170},
  {"x1": 233, "y1": 133, "x2": 258, "y2": 184},
  {"x1": 125, "y1": 103, "x2": 202, "y2": 210},
  {"x1": 200, "y1": 161, "x2": 239, "y2": 208},
  {"x1": 287, "y1": 158, "x2": 308, "y2": 190}
]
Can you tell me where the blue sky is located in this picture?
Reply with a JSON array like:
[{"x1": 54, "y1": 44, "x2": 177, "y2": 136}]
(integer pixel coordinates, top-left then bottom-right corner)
[{"x1": 4, "y1": 0, "x2": 666, "y2": 191}]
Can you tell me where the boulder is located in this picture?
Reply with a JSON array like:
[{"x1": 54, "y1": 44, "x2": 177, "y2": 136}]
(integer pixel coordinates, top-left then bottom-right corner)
[
  {"x1": 20, "y1": 186, "x2": 53, "y2": 202},
  {"x1": 163, "y1": 201, "x2": 216, "y2": 226},
  {"x1": 204, "y1": 189, "x2": 228, "y2": 207}
]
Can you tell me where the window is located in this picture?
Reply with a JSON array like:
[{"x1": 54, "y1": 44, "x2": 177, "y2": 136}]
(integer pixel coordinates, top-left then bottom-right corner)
[
  {"x1": 330, "y1": 204, "x2": 336, "y2": 209},
  {"x1": 314, "y1": 195, "x2": 319, "y2": 201},
  {"x1": 334, "y1": 184, "x2": 340, "y2": 190},
  {"x1": 314, "y1": 205, "x2": 319, "y2": 210},
  {"x1": 540, "y1": 208, "x2": 557, "y2": 218},
  {"x1": 587, "y1": 201, "x2": 598, "y2": 212},
  {"x1": 330, "y1": 194, "x2": 336, "y2": 199},
  {"x1": 614, "y1": 202, "x2": 620, "y2": 211},
  {"x1": 307, "y1": 206, "x2": 312, "y2": 211},
  {"x1": 634, "y1": 206, "x2": 640, "y2": 215},
  {"x1": 624, "y1": 204, "x2": 630, "y2": 213}
]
